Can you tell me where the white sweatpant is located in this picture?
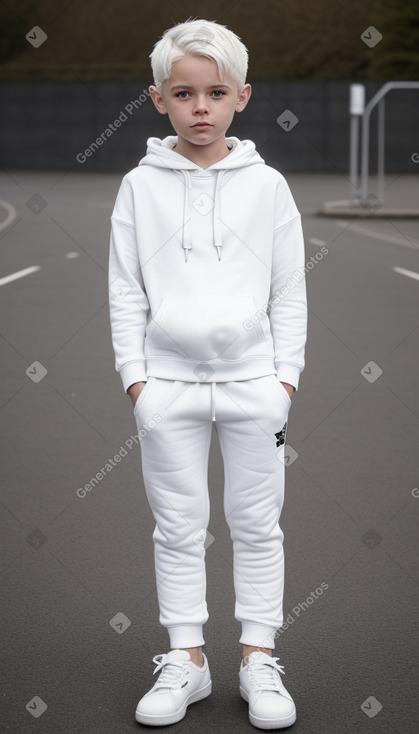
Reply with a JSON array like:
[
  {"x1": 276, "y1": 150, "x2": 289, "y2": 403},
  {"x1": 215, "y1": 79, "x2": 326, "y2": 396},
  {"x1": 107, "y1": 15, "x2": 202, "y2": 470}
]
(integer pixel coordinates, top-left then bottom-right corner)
[{"x1": 133, "y1": 374, "x2": 292, "y2": 651}]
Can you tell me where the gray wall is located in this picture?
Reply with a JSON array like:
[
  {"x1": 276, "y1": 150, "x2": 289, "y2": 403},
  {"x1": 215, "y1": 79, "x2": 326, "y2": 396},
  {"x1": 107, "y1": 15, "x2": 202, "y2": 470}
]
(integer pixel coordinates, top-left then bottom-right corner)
[{"x1": 1, "y1": 80, "x2": 418, "y2": 173}]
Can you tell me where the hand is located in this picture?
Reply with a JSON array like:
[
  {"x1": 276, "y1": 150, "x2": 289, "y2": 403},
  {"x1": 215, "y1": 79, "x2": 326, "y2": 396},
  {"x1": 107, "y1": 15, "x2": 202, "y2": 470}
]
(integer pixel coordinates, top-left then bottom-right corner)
[
  {"x1": 281, "y1": 382, "x2": 295, "y2": 400},
  {"x1": 127, "y1": 381, "x2": 146, "y2": 407}
]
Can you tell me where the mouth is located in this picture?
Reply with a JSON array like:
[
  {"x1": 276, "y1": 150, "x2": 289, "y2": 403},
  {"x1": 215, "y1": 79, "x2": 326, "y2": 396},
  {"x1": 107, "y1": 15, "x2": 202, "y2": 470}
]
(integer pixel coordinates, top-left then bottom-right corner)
[{"x1": 192, "y1": 122, "x2": 212, "y2": 128}]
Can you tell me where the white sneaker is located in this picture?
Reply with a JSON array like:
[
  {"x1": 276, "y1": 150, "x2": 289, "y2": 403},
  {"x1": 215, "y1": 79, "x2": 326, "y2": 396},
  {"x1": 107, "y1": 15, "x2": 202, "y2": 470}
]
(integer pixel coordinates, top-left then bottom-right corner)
[
  {"x1": 239, "y1": 651, "x2": 296, "y2": 729},
  {"x1": 135, "y1": 649, "x2": 211, "y2": 726}
]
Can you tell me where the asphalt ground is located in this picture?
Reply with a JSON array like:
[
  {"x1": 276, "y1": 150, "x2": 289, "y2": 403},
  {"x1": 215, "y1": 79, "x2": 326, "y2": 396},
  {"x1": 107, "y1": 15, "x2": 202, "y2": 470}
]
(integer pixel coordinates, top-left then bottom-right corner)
[{"x1": 0, "y1": 170, "x2": 418, "y2": 733}]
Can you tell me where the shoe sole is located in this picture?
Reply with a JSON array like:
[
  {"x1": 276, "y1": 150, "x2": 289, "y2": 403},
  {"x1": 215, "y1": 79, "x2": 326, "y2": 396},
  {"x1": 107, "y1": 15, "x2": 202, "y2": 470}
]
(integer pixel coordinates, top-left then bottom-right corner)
[
  {"x1": 240, "y1": 686, "x2": 296, "y2": 729},
  {"x1": 135, "y1": 680, "x2": 212, "y2": 726}
]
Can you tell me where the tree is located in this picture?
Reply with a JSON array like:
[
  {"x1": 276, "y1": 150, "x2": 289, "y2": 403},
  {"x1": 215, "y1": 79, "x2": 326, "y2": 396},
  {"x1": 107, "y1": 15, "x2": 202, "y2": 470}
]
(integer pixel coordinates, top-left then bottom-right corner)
[{"x1": 368, "y1": 0, "x2": 419, "y2": 78}]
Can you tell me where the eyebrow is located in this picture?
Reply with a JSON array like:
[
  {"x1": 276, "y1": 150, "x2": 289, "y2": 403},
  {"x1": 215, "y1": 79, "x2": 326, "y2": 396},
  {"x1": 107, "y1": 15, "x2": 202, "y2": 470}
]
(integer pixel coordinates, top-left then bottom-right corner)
[{"x1": 169, "y1": 84, "x2": 231, "y2": 90}]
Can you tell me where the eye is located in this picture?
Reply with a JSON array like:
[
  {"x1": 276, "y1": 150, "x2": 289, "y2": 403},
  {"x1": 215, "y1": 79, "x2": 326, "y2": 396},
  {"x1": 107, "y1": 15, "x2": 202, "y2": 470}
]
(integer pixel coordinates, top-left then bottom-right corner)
[
  {"x1": 175, "y1": 91, "x2": 190, "y2": 98},
  {"x1": 212, "y1": 90, "x2": 225, "y2": 98}
]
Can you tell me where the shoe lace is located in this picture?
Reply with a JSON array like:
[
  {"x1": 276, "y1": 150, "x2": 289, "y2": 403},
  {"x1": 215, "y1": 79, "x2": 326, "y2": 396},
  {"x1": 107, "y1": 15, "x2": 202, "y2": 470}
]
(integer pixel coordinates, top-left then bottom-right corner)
[
  {"x1": 152, "y1": 654, "x2": 188, "y2": 690},
  {"x1": 247, "y1": 656, "x2": 286, "y2": 692}
]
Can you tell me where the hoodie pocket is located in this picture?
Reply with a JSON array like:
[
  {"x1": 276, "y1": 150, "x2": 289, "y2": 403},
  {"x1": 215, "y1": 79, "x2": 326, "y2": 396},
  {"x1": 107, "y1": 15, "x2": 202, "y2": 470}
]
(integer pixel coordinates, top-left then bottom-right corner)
[
  {"x1": 269, "y1": 374, "x2": 292, "y2": 407},
  {"x1": 146, "y1": 293, "x2": 271, "y2": 362},
  {"x1": 133, "y1": 377, "x2": 156, "y2": 415}
]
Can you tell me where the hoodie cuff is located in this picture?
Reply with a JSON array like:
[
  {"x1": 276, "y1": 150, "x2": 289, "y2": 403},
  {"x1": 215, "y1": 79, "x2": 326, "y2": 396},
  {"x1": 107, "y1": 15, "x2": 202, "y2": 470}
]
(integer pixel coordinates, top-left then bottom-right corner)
[
  {"x1": 119, "y1": 361, "x2": 147, "y2": 393},
  {"x1": 275, "y1": 362, "x2": 302, "y2": 391}
]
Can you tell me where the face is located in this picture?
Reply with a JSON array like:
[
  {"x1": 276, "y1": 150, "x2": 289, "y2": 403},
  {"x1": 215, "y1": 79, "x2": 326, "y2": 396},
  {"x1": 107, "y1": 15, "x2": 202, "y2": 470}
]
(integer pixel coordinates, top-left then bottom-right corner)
[{"x1": 149, "y1": 54, "x2": 251, "y2": 149}]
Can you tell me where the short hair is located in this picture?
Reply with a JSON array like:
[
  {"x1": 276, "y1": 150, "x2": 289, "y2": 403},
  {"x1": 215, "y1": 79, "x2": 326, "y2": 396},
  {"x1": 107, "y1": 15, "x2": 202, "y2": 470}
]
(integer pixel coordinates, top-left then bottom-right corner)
[{"x1": 150, "y1": 18, "x2": 249, "y2": 92}]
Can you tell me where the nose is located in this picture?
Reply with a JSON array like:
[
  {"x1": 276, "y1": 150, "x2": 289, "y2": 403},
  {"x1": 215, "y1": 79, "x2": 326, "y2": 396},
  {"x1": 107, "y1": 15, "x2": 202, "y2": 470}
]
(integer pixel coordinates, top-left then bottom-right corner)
[{"x1": 193, "y1": 95, "x2": 209, "y2": 114}]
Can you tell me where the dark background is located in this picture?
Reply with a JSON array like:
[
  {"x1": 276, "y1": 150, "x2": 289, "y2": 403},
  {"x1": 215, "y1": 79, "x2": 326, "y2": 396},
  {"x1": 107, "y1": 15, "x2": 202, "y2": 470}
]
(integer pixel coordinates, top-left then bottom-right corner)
[
  {"x1": 1, "y1": 0, "x2": 419, "y2": 172},
  {"x1": 2, "y1": 0, "x2": 418, "y2": 81}
]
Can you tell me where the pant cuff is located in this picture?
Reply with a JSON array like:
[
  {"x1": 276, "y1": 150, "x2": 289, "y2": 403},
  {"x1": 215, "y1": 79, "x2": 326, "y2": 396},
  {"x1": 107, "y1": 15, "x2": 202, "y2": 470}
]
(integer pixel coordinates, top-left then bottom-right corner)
[
  {"x1": 167, "y1": 624, "x2": 205, "y2": 649},
  {"x1": 239, "y1": 622, "x2": 278, "y2": 650}
]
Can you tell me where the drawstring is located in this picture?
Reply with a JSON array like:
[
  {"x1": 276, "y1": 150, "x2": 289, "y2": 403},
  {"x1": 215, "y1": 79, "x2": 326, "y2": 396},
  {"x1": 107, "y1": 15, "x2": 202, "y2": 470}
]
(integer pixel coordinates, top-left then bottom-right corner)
[
  {"x1": 213, "y1": 170, "x2": 224, "y2": 261},
  {"x1": 181, "y1": 170, "x2": 192, "y2": 262},
  {"x1": 211, "y1": 382, "x2": 216, "y2": 421},
  {"x1": 181, "y1": 169, "x2": 225, "y2": 262}
]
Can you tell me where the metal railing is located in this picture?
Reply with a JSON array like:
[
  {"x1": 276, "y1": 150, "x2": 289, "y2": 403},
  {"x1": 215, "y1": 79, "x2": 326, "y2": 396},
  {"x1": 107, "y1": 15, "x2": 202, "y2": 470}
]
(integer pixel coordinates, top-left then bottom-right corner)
[{"x1": 349, "y1": 81, "x2": 419, "y2": 205}]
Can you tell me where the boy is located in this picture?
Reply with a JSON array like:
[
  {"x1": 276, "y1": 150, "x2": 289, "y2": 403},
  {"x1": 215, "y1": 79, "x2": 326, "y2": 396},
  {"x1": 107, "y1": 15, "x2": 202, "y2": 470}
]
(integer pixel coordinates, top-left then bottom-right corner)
[{"x1": 108, "y1": 18, "x2": 307, "y2": 730}]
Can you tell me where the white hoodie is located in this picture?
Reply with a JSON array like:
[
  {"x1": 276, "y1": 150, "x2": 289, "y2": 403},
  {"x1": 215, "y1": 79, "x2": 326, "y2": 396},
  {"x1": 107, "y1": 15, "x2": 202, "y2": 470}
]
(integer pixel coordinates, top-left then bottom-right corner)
[{"x1": 109, "y1": 135, "x2": 307, "y2": 392}]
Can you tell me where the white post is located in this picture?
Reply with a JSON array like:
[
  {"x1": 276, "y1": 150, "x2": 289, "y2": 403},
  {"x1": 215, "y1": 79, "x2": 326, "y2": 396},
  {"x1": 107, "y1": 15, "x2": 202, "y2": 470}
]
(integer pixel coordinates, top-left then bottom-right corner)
[{"x1": 349, "y1": 84, "x2": 365, "y2": 201}]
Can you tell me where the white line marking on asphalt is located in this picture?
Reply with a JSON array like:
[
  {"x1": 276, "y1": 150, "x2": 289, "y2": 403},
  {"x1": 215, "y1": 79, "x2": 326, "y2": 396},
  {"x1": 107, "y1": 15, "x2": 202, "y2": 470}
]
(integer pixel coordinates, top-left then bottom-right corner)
[
  {"x1": 308, "y1": 238, "x2": 327, "y2": 246},
  {"x1": 336, "y1": 220, "x2": 419, "y2": 249},
  {"x1": 393, "y1": 266, "x2": 419, "y2": 282},
  {"x1": 0, "y1": 265, "x2": 41, "y2": 286},
  {"x1": 0, "y1": 199, "x2": 17, "y2": 231}
]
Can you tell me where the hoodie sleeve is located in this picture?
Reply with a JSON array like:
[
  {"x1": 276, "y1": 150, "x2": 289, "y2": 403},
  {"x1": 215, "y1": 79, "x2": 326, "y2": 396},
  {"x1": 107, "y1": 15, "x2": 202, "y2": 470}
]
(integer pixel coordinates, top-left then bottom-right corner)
[
  {"x1": 269, "y1": 178, "x2": 307, "y2": 391},
  {"x1": 108, "y1": 175, "x2": 150, "y2": 393}
]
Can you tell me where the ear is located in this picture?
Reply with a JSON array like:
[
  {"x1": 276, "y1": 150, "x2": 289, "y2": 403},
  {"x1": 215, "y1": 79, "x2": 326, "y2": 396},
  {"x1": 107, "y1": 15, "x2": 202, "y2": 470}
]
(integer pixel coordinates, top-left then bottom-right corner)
[
  {"x1": 235, "y1": 83, "x2": 252, "y2": 113},
  {"x1": 149, "y1": 84, "x2": 167, "y2": 115}
]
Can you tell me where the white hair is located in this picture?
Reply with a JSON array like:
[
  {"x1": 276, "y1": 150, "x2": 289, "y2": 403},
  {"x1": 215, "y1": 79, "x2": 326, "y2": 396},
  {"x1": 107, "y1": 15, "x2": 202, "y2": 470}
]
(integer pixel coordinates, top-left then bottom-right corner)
[{"x1": 149, "y1": 18, "x2": 248, "y2": 92}]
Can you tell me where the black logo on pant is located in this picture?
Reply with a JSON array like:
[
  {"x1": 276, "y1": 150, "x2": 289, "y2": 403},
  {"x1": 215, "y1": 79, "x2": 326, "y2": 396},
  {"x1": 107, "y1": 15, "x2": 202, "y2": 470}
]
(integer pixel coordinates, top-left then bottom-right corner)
[{"x1": 275, "y1": 422, "x2": 287, "y2": 447}]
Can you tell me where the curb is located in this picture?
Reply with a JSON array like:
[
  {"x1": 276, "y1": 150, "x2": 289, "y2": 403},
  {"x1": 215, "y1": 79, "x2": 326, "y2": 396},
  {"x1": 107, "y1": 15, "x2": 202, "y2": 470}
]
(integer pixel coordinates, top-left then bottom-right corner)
[{"x1": 317, "y1": 200, "x2": 419, "y2": 219}]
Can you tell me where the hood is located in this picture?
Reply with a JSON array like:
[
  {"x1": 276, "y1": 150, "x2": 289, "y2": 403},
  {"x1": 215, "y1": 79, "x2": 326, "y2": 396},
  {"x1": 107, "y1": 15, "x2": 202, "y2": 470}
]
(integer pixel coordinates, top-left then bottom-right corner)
[{"x1": 138, "y1": 135, "x2": 265, "y2": 261}]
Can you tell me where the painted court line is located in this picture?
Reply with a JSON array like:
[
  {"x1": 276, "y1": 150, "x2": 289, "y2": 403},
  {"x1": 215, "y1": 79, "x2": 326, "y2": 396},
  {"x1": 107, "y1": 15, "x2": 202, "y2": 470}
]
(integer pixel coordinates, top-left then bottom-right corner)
[
  {"x1": 0, "y1": 199, "x2": 17, "y2": 231},
  {"x1": 337, "y1": 220, "x2": 419, "y2": 250},
  {"x1": 393, "y1": 266, "x2": 419, "y2": 282},
  {"x1": 308, "y1": 238, "x2": 327, "y2": 246},
  {"x1": 0, "y1": 265, "x2": 41, "y2": 286}
]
